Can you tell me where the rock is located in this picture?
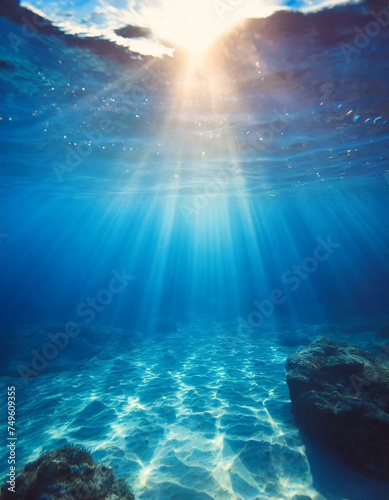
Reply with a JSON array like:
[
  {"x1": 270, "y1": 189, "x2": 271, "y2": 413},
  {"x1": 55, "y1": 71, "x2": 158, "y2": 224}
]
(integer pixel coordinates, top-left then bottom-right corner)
[
  {"x1": 286, "y1": 337, "x2": 389, "y2": 480},
  {"x1": 0, "y1": 445, "x2": 134, "y2": 499}
]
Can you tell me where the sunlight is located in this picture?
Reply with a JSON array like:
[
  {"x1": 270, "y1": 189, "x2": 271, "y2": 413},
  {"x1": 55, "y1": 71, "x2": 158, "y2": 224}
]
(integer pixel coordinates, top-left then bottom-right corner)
[
  {"x1": 139, "y1": 465, "x2": 153, "y2": 487},
  {"x1": 144, "y1": 0, "x2": 239, "y2": 56}
]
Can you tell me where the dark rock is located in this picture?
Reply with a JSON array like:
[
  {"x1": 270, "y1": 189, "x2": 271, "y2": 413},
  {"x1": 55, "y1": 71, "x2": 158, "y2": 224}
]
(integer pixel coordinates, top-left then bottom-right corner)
[
  {"x1": 0, "y1": 445, "x2": 134, "y2": 499},
  {"x1": 286, "y1": 337, "x2": 389, "y2": 480}
]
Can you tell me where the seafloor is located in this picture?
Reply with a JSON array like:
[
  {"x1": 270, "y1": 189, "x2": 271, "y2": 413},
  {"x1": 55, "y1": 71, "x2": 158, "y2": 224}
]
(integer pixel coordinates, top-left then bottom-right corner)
[{"x1": 2, "y1": 319, "x2": 389, "y2": 499}]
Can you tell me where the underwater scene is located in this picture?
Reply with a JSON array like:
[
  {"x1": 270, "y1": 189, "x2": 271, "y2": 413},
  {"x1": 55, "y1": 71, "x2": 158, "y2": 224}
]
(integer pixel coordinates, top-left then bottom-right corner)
[{"x1": 1, "y1": 0, "x2": 389, "y2": 498}]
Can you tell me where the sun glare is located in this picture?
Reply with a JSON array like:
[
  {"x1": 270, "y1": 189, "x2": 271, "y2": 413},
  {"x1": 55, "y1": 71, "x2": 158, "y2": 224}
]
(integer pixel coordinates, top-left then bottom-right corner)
[{"x1": 145, "y1": 0, "x2": 236, "y2": 57}]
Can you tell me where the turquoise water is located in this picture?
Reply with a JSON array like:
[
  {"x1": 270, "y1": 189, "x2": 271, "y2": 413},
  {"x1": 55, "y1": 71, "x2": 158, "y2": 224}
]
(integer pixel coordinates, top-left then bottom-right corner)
[
  {"x1": 4, "y1": 322, "x2": 389, "y2": 499},
  {"x1": 1, "y1": 0, "x2": 389, "y2": 498}
]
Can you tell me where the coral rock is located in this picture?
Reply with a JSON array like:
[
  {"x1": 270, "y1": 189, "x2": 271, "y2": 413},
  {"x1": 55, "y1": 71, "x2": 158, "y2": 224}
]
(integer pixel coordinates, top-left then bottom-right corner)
[
  {"x1": 286, "y1": 337, "x2": 389, "y2": 479},
  {"x1": 1, "y1": 445, "x2": 134, "y2": 499}
]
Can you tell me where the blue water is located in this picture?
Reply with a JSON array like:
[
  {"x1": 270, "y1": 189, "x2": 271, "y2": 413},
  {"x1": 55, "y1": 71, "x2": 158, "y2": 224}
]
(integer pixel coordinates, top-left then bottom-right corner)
[{"x1": 1, "y1": 0, "x2": 389, "y2": 498}]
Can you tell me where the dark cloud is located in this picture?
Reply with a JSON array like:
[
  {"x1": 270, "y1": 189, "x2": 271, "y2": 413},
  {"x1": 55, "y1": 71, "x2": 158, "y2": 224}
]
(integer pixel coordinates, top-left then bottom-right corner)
[
  {"x1": 0, "y1": 0, "x2": 150, "y2": 63},
  {"x1": 115, "y1": 25, "x2": 152, "y2": 39}
]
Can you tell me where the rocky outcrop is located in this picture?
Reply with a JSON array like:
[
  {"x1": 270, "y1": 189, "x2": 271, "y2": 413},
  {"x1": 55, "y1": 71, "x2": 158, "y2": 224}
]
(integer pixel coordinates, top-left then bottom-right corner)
[
  {"x1": 286, "y1": 337, "x2": 389, "y2": 479},
  {"x1": 0, "y1": 445, "x2": 134, "y2": 499}
]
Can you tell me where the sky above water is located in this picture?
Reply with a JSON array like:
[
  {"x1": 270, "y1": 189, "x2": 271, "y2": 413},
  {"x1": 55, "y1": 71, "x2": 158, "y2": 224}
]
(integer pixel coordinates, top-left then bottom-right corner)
[{"x1": 22, "y1": 0, "x2": 360, "y2": 56}]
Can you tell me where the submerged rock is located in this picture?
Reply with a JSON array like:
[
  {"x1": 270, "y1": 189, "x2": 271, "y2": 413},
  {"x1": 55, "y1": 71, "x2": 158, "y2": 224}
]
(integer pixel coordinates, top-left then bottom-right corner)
[
  {"x1": 286, "y1": 337, "x2": 389, "y2": 480},
  {"x1": 0, "y1": 445, "x2": 134, "y2": 499}
]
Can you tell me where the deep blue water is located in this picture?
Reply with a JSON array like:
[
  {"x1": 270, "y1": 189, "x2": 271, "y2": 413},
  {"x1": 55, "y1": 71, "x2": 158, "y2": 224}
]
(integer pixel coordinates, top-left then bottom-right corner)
[{"x1": 1, "y1": 0, "x2": 389, "y2": 498}]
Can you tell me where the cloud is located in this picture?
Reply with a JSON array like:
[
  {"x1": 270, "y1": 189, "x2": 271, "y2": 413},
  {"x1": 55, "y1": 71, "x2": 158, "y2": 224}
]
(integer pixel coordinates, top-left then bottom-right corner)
[
  {"x1": 114, "y1": 25, "x2": 152, "y2": 39},
  {"x1": 20, "y1": 0, "x2": 360, "y2": 57}
]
